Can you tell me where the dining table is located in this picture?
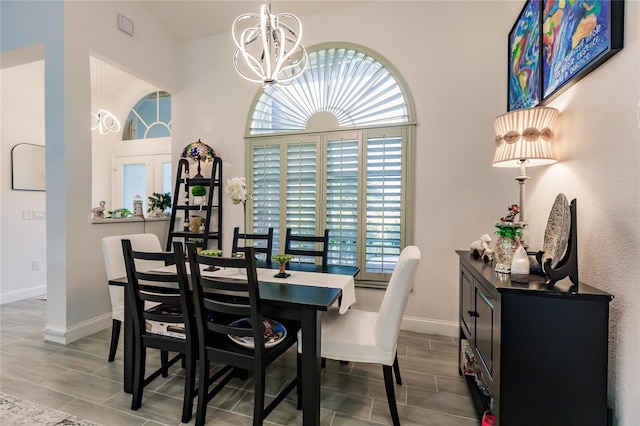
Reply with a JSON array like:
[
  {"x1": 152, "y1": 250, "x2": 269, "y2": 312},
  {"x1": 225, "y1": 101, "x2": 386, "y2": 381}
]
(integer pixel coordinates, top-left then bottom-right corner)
[{"x1": 108, "y1": 260, "x2": 359, "y2": 426}]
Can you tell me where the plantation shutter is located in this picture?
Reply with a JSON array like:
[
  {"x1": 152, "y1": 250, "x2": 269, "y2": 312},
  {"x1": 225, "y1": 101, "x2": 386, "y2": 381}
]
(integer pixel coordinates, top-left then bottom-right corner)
[
  {"x1": 365, "y1": 134, "x2": 403, "y2": 274},
  {"x1": 251, "y1": 143, "x2": 281, "y2": 251},
  {"x1": 326, "y1": 136, "x2": 359, "y2": 267},
  {"x1": 284, "y1": 140, "x2": 319, "y2": 263}
]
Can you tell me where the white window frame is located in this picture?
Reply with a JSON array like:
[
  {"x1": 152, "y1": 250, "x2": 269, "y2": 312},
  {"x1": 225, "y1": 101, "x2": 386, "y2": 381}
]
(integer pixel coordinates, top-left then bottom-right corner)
[{"x1": 113, "y1": 153, "x2": 171, "y2": 212}]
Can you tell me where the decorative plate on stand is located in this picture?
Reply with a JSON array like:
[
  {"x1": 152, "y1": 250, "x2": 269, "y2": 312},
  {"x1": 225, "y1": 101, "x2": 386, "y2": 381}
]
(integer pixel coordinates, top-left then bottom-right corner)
[{"x1": 541, "y1": 193, "x2": 571, "y2": 268}]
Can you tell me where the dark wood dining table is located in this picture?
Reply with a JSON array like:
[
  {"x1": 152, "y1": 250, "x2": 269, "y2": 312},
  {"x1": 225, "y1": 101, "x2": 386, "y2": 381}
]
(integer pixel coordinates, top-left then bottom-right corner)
[{"x1": 109, "y1": 261, "x2": 359, "y2": 426}]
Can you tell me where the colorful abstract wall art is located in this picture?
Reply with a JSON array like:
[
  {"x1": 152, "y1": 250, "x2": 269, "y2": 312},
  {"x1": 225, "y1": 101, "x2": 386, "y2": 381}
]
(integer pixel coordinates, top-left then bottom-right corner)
[
  {"x1": 542, "y1": 0, "x2": 623, "y2": 99},
  {"x1": 507, "y1": 0, "x2": 624, "y2": 111},
  {"x1": 509, "y1": 0, "x2": 541, "y2": 111}
]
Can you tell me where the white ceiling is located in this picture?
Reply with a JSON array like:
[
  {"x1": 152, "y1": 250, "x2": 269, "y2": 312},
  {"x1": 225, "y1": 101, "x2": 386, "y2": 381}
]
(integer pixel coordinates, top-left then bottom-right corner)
[
  {"x1": 95, "y1": 2, "x2": 367, "y2": 106},
  {"x1": 137, "y1": 1, "x2": 366, "y2": 43}
]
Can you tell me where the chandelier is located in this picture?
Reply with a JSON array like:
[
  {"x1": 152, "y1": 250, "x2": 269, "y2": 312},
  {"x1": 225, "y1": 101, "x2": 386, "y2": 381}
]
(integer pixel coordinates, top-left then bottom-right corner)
[
  {"x1": 91, "y1": 109, "x2": 121, "y2": 135},
  {"x1": 232, "y1": 4, "x2": 308, "y2": 86},
  {"x1": 90, "y1": 59, "x2": 121, "y2": 135}
]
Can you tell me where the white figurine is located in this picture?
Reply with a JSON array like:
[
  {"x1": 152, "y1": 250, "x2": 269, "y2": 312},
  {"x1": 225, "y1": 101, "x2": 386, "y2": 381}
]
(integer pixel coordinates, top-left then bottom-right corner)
[
  {"x1": 470, "y1": 233, "x2": 493, "y2": 262},
  {"x1": 91, "y1": 201, "x2": 106, "y2": 219}
]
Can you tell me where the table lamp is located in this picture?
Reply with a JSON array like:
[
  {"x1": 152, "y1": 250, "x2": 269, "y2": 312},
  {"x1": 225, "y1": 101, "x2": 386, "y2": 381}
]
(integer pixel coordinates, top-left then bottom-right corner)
[
  {"x1": 493, "y1": 106, "x2": 559, "y2": 228},
  {"x1": 181, "y1": 139, "x2": 216, "y2": 178}
]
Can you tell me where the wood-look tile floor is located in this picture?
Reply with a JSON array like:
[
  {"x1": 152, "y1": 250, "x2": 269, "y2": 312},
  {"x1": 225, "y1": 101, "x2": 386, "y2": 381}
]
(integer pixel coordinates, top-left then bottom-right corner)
[{"x1": 0, "y1": 298, "x2": 476, "y2": 425}]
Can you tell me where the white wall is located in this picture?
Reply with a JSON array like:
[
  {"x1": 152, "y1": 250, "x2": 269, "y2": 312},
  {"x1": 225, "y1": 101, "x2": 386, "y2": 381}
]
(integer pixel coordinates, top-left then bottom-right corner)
[
  {"x1": 175, "y1": 1, "x2": 522, "y2": 334},
  {"x1": 1, "y1": 0, "x2": 179, "y2": 342},
  {"x1": 525, "y1": 2, "x2": 640, "y2": 422},
  {"x1": 175, "y1": 2, "x2": 639, "y2": 424},
  {"x1": 1, "y1": 0, "x2": 638, "y2": 424},
  {"x1": 0, "y1": 60, "x2": 47, "y2": 303}
]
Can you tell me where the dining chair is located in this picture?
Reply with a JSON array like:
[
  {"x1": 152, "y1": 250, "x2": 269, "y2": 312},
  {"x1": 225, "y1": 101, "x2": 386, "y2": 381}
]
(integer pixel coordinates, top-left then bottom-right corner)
[
  {"x1": 284, "y1": 228, "x2": 330, "y2": 267},
  {"x1": 186, "y1": 244, "x2": 300, "y2": 426},
  {"x1": 121, "y1": 239, "x2": 197, "y2": 423},
  {"x1": 299, "y1": 246, "x2": 421, "y2": 426},
  {"x1": 231, "y1": 226, "x2": 274, "y2": 263},
  {"x1": 101, "y1": 233, "x2": 163, "y2": 362}
]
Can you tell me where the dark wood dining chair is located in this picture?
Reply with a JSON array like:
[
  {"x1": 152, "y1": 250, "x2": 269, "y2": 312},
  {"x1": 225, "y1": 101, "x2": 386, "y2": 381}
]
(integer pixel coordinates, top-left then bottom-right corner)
[
  {"x1": 231, "y1": 226, "x2": 274, "y2": 263},
  {"x1": 186, "y1": 244, "x2": 300, "y2": 426},
  {"x1": 284, "y1": 228, "x2": 330, "y2": 267},
  {"x1": 101, "y1": 233, "x2": 163, "y2": 362},
  {"x1": 121, "y1": 239, "x2": 197, "y2": 423}
]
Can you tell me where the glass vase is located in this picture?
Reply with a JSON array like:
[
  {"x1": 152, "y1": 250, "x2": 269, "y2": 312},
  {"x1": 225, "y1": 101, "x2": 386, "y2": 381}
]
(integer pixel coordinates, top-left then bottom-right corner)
[{"x1": 494, "y1": 235, "x2": 521, "y2": 273}]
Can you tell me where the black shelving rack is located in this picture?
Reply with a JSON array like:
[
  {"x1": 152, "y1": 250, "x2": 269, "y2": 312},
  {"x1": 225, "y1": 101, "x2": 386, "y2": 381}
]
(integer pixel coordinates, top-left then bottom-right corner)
[{"x1": 166, "y1": 157, "x2": 223, "y2": 252}]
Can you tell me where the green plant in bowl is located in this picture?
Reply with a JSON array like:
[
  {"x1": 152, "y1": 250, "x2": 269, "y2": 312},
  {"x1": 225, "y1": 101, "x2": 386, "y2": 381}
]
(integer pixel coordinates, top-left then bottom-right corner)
[
  {"x1": 272, "y1": 254, "x2": 293, "y2": 264},
  {"x1": 200, "y1": 249, "x2": 222, "y2": 257},
  {"x1": 191, "y1": 185, "x2": 206, "y2": 197}
]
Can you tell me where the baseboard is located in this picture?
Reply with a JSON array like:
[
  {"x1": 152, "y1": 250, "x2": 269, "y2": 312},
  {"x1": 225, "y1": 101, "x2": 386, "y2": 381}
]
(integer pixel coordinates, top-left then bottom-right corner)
[
  {"x1": 401, "y1": 315, "x2": 459, "y2": 338},
  {"x1": 0, "y1": 285, "x2": 47, "y2": 305},
  {"x1": 44, "y1": 313, "x2": 112, "y2": 345}
]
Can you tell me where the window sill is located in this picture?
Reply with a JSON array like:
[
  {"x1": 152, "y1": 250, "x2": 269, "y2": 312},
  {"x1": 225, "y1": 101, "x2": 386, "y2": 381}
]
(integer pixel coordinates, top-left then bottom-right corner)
[{"x1": 91, "y1": 217, "x2": 170, "y2": 225}]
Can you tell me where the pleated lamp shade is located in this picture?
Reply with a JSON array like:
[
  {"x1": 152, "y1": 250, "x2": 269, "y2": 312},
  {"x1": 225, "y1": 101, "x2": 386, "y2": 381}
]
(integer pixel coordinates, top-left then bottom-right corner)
[{"x1": 493, "y1": 107, "x2": 559, "y2": 168}]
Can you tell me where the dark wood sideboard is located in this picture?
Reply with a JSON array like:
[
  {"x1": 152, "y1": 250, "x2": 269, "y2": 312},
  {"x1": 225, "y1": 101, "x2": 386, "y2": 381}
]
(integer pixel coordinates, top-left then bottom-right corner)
[{"x1": 457, "y1": 250, "x2": 613, "y2": 426}]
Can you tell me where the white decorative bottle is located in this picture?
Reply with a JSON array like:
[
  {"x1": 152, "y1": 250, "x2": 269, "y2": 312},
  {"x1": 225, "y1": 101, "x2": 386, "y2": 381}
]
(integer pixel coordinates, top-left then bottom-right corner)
[{"x1": 510, "y1": 245, "x2": 530, "y2": 282}]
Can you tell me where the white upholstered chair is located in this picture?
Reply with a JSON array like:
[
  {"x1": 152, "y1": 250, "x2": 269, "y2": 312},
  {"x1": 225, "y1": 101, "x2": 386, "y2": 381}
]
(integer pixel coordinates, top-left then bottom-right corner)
[
  {"x1": 301, "y1": 246, "x2": 421, "y2": 426},
  {"x1": 101, "y1": 233, "x2": 163, "y2": 362}
]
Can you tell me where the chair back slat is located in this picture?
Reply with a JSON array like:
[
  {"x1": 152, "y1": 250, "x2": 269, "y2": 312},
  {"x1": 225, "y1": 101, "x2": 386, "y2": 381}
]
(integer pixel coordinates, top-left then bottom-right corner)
[
  {"x1": 232, "y1": 227, "x2": 274, "y2": 263},
  {"x1": 284, "y1": 228, "x2": 329, "y2": 267},
  {"x1": 145, "y1": 311, "x2": 185, "y2": 324}
]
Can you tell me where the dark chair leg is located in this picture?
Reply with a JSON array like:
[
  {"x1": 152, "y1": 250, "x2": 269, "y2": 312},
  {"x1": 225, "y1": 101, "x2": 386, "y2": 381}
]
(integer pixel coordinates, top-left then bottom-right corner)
[
  {"x1": 131, "y1": 345, "x2": 146, "y2": 410},
  {"x1": 195, "y1": 358, "x2": 210, "y2": 426},
  {"x1": 393, "y1": 353, "x2": 402, "y2": 385},
  {"x1": 160, "y1": 350, "x2": 169, "y2": 377},
  {"x1": 321, "y1": 357, "x2": 326, "y2": 368},
  {"x1": 108, "y1": 319, "x2": 121, "y2": 362},
  {"x1": 253, "y1": 369, "x2": 266, "y2": 425},
  {"x1": 181, "y1": 352, "x2": 196, "y2": 423},
  {"x1": 296, "y1": 352, "x2": 302, "y2": 410},
  {"x1": 383, "y1": 365, "x2": 401, "y2": 426}
]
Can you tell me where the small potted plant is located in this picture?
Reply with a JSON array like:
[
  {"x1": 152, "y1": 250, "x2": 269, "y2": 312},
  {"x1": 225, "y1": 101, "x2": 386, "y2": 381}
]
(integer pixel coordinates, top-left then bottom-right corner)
[
  {"x1": 147, "y1": 192, "x2": 172, "y2": 217},
  {"x1": 200, "y1": 249, "x2": 222, "y2": 272},
  {"x1": 200, "y1": 249, "x2": 222, "y2": 257},
  {"x1": 272, "y1": 254, "x2": 293, "y2": 278},
  {"x1": 188, "y1": 238, "x2": 204, "y2": 254},
  {"x1": 191, "y1": 185, "x2": 207, "y2": 206}
]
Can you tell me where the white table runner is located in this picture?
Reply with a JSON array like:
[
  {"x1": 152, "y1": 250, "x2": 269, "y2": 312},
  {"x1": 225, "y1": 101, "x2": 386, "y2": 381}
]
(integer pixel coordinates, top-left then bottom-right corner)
[{"x1": 153, "y1": 264, "x2": 355, "y2": 314}]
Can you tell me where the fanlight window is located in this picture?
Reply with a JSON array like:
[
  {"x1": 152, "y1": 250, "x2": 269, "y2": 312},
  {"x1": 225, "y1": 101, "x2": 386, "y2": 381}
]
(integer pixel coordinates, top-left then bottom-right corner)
[
  {"x1": 247, "y1": 45, "x2": 414, "y2": 284},
  {"x1": 122, "y1": 91, "x2": 172, "y2": 140},
  {"x1": 250, "y1": 47, "x2": 409, "y2": 134}
]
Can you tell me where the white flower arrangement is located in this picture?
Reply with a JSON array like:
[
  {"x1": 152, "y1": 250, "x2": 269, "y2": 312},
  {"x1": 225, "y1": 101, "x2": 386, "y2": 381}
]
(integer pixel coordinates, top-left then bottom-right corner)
[
  {"x1": 225, "y1": 177, "x2": 253, "y2": 247},
  {"x1": 224, "y1": 177, "x2": 252, "y2": 205}
]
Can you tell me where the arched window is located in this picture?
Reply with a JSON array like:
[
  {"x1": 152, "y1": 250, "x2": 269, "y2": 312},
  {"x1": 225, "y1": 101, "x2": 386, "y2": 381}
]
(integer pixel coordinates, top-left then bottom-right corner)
[
  {"x1": 122, "y1": 91, "x2": 172, "y2": 140},
  {"x1": 116, "y1": 91, "x2": 172, "y2": 214},
  {"x1": 246, "y1": 44, "x2": 415, "y2": 285}
]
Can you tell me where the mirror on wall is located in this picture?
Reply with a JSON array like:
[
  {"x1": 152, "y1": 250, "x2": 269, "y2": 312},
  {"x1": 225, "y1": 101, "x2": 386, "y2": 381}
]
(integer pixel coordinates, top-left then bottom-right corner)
[{"x1": 11, "y1": 143, "x2": 45, "y2": 191}]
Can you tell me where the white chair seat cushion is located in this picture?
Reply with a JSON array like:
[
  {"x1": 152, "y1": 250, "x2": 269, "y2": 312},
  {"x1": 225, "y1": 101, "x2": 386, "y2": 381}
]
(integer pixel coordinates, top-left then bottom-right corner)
[{"x1": 320, "y1": 309, "x2": 395, "y2": 366}]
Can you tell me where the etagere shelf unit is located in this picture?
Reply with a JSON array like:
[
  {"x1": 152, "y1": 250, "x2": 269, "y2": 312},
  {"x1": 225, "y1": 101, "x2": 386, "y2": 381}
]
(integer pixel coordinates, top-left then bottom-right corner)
[{"x1": 166, "y1": 157, "x2": 223, "y2": 252}]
